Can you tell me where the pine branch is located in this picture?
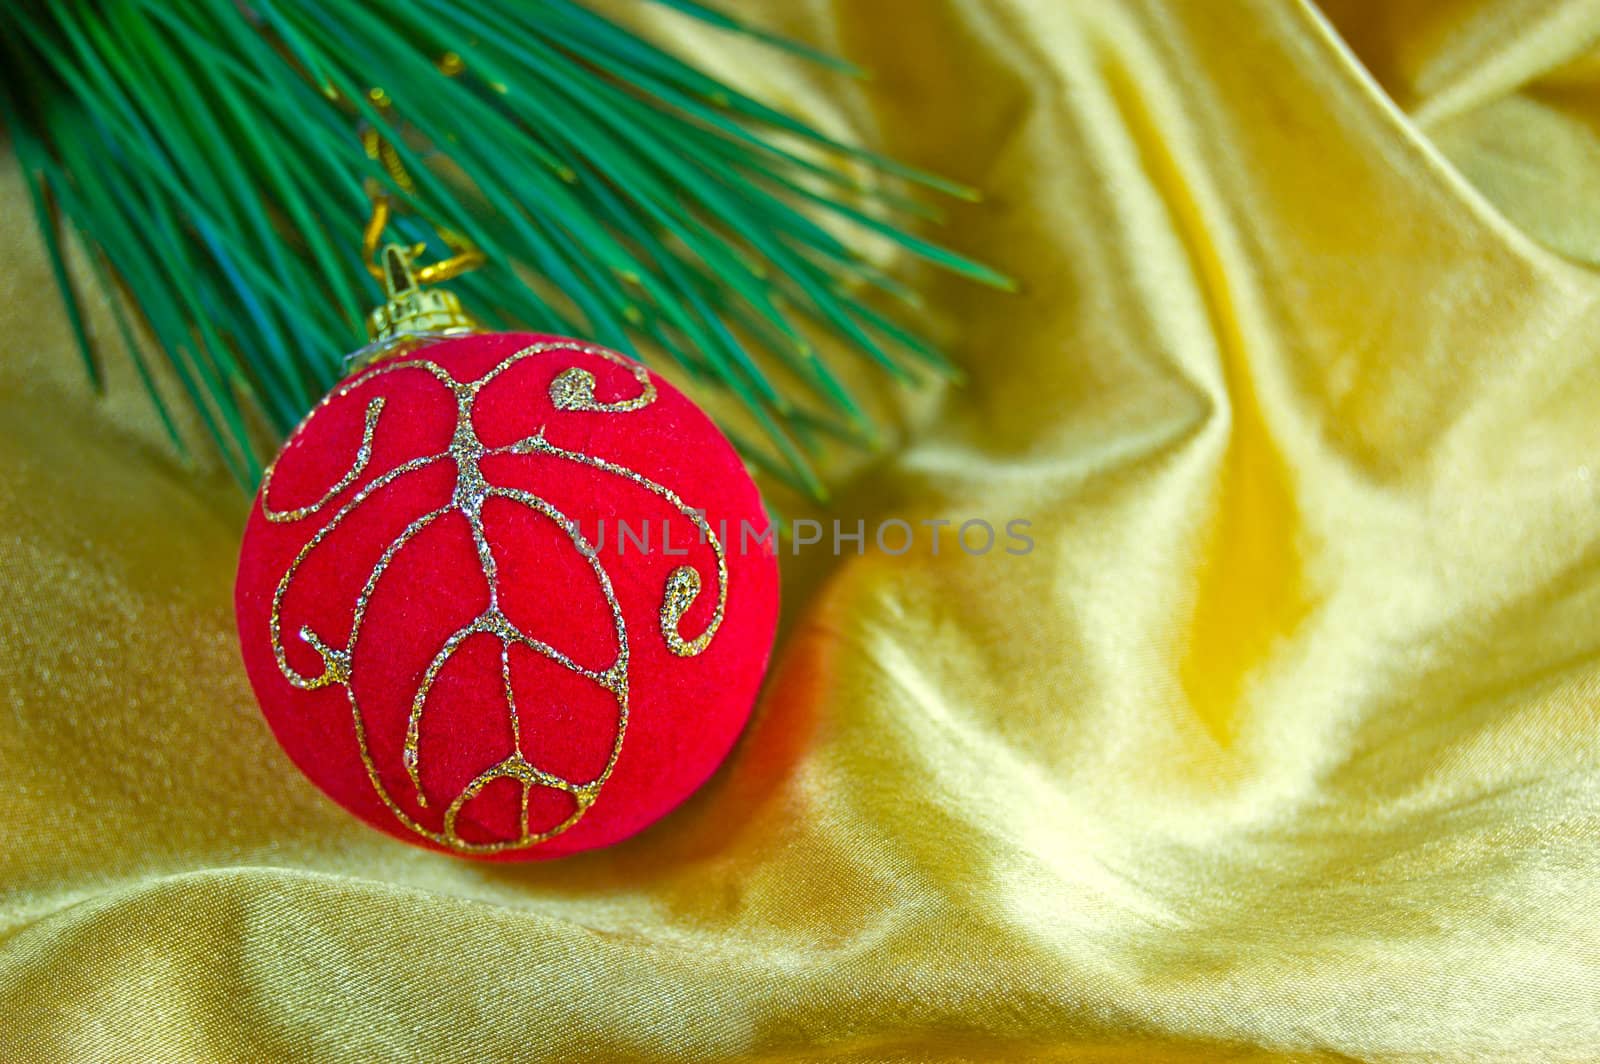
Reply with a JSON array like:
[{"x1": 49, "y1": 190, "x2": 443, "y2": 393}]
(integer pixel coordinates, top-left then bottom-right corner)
[{"x1": 0, "y1": 0, "x2": 1008, "y2": 496}]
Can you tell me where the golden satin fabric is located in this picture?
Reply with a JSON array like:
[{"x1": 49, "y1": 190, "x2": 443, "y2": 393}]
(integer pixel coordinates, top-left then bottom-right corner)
[{"x1": 4, "y1": 1, "x2": 1600, "y2": 1059}]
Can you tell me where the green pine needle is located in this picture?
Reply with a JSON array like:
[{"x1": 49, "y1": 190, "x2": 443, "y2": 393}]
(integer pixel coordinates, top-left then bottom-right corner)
[{"x1": 0, "y1": 0, "x2": 1007, "y2": 497}]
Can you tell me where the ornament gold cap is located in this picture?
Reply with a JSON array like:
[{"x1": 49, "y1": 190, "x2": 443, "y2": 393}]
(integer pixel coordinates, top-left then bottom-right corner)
[{"x1": 347, "y1": 243, "x2": 481, "y2": 372}]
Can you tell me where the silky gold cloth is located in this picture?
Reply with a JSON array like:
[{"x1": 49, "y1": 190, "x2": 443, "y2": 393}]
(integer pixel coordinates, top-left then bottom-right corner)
[{"x1": 4, "y1": 1, "x2": 1600, "y2": 1060}]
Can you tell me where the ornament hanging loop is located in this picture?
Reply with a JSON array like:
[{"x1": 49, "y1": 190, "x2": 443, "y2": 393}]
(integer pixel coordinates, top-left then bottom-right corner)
[
  {"x1": 360, "y1": 241, "x2": 479, "y2": 351},
  {"x1": 361, "y1": 190, "x2": 485, "y2": 288},
  {"x1": 346, "y1": 127, "x2": 484, "y2": 372},
  {"x1": 346, "y1": 231, "x2": 481, "y2": 373}
]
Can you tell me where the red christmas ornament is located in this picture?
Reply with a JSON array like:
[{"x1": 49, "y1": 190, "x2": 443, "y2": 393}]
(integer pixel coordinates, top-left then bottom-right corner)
[{"x1": 235, "y1": 322, "x2": 779, "y2": 860}]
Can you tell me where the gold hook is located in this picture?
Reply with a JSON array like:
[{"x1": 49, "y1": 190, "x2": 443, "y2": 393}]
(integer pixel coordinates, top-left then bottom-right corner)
[
  {"x1": 359, "y1": 126, "x2": 485, "y2": 287},
  {"x1": 342, "y1": 73, "x2": 485, "y2": 371}
]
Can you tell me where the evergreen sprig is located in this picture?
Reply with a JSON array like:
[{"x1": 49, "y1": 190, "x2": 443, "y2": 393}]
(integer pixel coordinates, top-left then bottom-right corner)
[{"x1": 0, "y1": 0, "x2": 1007, "y2": 495}]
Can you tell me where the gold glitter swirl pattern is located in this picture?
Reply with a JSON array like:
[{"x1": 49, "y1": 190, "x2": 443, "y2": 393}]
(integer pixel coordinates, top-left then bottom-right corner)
[
  {"x1": 262, "y1": 341, "x2": 728, "y2": 853},
  {"x1": 499, "y1": 430, "x2": 728, "y2": 658},
  {"x1": 260, "y1": 397, "x2": 386, "y2": 522},
  {"x1": 548, "y1": 363, "x2": 656, "y2": 412},
  {"x1": 661, "y1": 566, "x2": 708, "y2": 656}
]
